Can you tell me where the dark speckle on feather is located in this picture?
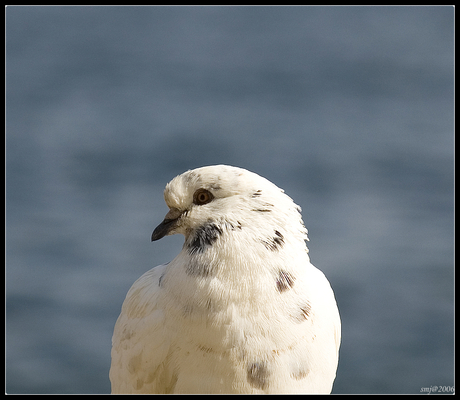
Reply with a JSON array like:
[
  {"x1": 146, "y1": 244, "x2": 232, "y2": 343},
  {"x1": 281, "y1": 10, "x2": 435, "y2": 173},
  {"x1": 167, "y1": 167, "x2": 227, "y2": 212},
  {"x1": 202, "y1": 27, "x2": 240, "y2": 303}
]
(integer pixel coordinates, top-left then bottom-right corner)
[
  {"x1": 262, "y1": 230, "x2": 285, "y2": 251},
  {"x1": 251, "y1": 201, "x2": 274, "y2": 212},
  {"x1": 222, "y1": 220, "x2": 242, "y2": 231},
  {"x1": 188, "y1": 223, "x2": 223, "y2": 255},
  {"x1": 300, "y1": 303, "x2": 312, "y2": 320},
  {"x1": 158, "y1": 272, "x2": 165, "y2": 287},
  {"x1": 276, "y1": 270, "x2": 295, "y2": 292},
  {"x1": 185, "y1": 258, "x2": 215, "y2": 277},
  {"x1": 291, "y1": 369, "x2": 309, "y2": 380},
  {"x1": 292, "y1": 301, "x2": 312, "y2": 322},
  {"x1": 247, "y1": 362, "x2": 270, "y2": 390}
]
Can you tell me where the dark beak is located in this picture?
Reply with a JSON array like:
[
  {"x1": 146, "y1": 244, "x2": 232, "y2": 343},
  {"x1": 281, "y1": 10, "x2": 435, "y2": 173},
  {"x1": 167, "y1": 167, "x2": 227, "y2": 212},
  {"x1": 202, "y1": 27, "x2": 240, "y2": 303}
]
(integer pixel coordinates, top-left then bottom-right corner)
[
  {"x1": 151, "y1": 218, "x2": 178, "y2": 241},
  {"x1": 151, "y1": 208, "x2": 183, "y2": 241}
]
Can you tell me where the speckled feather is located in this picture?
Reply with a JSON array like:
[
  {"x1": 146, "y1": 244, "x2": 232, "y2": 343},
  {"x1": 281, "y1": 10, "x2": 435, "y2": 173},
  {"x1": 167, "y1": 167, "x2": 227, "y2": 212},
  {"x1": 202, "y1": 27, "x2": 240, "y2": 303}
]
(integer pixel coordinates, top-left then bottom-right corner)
[{"x1": 110, "y1": 165, "x2": 341, "y2": 394}]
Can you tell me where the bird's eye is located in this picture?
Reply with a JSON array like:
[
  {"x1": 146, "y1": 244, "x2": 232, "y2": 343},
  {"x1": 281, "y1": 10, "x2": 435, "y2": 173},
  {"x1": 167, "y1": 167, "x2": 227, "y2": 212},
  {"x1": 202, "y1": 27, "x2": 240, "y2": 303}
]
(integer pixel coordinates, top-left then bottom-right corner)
[{"x1": 193, "y1": 189, "x2": 214, "y2": 205}]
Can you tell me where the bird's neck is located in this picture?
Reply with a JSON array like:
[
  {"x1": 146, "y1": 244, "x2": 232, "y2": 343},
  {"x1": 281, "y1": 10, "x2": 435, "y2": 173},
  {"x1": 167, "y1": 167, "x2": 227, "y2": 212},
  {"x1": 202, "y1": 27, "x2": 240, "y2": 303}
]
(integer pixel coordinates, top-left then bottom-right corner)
[{"x1": 166, "y1": 233, "x2": 308, "y2": 305}]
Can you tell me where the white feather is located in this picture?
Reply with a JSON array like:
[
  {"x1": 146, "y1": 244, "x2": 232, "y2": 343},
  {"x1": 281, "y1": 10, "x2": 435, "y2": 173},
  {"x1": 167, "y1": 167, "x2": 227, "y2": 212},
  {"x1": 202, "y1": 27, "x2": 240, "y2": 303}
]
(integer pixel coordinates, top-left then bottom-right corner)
[{"x1": 110, "y1": 165, "x2": 341, "y2": 394}]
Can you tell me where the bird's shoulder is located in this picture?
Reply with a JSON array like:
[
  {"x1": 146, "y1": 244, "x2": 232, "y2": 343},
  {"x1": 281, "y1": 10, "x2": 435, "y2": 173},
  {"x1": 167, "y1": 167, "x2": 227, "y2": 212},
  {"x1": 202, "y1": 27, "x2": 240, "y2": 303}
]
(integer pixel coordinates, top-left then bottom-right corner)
[
  {"x1": 110, "y1": 264, "x2": 173, "y2": 393},
  {"x1": 120, "y1": 263, "x2": 167, "y2": 318}
]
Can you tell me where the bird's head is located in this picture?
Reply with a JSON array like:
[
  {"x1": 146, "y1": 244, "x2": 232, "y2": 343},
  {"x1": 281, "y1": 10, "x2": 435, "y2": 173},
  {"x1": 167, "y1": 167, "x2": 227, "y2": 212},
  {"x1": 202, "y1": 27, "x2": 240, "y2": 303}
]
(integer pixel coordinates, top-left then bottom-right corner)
[{"x1": 151, "y1": 165, "x2": 308, "y2": 254}]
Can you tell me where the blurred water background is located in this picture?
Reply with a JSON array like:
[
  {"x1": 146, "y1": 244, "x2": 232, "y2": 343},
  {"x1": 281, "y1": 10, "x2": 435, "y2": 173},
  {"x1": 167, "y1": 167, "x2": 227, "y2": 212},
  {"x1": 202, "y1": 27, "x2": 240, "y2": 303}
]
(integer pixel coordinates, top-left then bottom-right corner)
[{"x1": 6, "y1": 6, "x2": 454, "y2": 394}]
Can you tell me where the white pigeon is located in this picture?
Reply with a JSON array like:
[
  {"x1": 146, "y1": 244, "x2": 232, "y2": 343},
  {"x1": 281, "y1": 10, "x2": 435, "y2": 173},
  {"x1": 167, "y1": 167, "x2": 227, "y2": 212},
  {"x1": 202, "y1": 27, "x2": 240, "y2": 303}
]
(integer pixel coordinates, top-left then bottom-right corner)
[{"x1": 110, "y1": 165, "x2": 341, "y2": 394}]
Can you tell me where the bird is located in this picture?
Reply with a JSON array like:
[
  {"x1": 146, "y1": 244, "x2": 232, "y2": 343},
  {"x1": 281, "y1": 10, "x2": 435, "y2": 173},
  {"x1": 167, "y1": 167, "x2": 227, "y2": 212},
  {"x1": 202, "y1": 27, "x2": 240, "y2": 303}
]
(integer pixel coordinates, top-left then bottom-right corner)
[{"x1": 109, "y1": 165, "x2": 341, "y2": 394}]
